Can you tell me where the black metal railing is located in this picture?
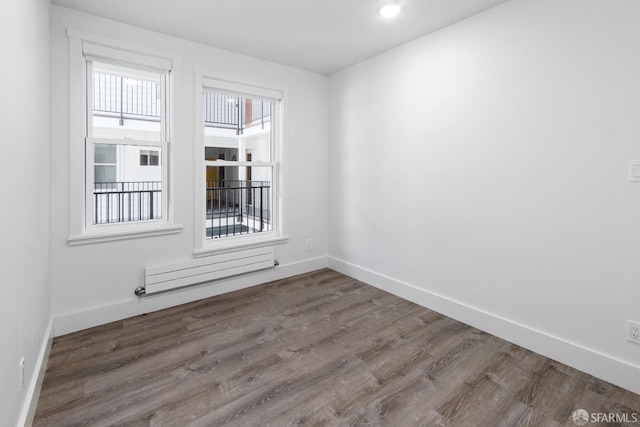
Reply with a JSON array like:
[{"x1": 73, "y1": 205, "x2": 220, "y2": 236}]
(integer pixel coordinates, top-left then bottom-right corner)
[
  {"x1": 204, "y1": 93, "x2": 271, "y2": 134},
  {"x1": 94, "y1": 181, "x2": 162, "y2": 224},
  {"x1": 205, "y1": 180, "x2": 271, "y2": 239},
  {"x1": 92, "y1": 74, "x2": 272, "y2": 133},
  {"x1": 93, "y1": 72, "x2": 162, "y2": 124}
]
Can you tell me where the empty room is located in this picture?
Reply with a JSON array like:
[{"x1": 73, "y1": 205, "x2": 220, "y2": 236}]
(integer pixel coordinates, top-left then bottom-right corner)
[{"x1": 3, "y1": 0, "x2": 640, "y2": 425}]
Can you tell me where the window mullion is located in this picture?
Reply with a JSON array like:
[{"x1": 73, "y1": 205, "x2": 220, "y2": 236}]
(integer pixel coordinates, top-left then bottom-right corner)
[
  {"x1": 85, "y1": 139, "x2": 94, "y2": 230},
  {"x1": 85, "y1": 60, "x2": 94, "y2": 231},
  {"x1": 86, "y1": 61, "x2": 94, "y2": 138},
  {"x1": 87, "y1": 136, "x2": 167, "y2": 149}
]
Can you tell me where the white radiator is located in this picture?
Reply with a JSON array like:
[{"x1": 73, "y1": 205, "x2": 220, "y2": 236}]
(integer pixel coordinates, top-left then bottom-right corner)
[{"x1": 136, "y1": 246, "x2": 275, "y2": 296}]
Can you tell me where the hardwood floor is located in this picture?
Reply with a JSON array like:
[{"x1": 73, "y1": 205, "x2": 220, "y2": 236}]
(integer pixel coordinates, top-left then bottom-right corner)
[{"x1": 34, "y1": 269, "x2": 640, "y2": 426}]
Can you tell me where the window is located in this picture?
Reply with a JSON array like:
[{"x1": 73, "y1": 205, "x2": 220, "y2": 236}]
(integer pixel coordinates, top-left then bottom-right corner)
[
  {"x1": 88, "y1": 60, "x2": 167, "y2": 226},
  {"x1": 140, "y1": 150, "x2": 160, "y2": 166},
  {"x1": 94, "y1": 144, "x2": 117, "y2": 182},
  {"x1": 194, "y1": 74, "x2": 286, "y2": 254},
  {"x1": 68, "y1": 31, "x2": 181, "y2": 243}
]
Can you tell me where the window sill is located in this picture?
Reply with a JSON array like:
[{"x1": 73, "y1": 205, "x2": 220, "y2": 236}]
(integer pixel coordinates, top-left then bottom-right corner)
[
  {"x1": 68, "y1": 225, "x2": 183, "y2": 246},
  {"x1": 193, "y1": 234, "x2": 289, "y2": 258}
]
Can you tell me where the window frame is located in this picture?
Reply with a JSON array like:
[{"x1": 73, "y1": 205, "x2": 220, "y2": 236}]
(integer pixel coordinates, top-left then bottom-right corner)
[
  {"x1": 67, "y1": 30, "x2": 182, "y2": 245},
  {"x1": 194, "y1": 71, "x2": 288, "y2": 256}
]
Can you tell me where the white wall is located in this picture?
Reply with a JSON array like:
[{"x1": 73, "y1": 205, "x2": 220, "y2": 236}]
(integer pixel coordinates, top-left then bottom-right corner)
[
  {"x1": 50, "y1": 6, "x2": 329, "y2": 335},
  {"x1": 0, "y1": 0, "x2": 52, "y2": 424},
  {"x1": 329, "y1": 0, "x2": 640, "y2": 393}
]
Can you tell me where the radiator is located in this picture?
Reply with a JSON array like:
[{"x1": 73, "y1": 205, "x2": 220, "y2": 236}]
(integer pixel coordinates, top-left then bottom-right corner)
[{"x1": 135, "y1": 246, "x2": 275, "y2": 296}]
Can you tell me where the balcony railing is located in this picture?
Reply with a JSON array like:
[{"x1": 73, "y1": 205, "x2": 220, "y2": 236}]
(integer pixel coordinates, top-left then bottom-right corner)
[
  {"x1": 93, "y1": 180, "x2": 271, "y2": 235},
  {"x1": 92, "y1": 72, "x2": 271, "y2": 134},
  {"x1": 93, "y1": 73, "x2": 161, "y2": 124},
  {"x1": 94, "y1": 182, "x2": 162, "y2": 224},
  {"x1": 206, "y1": 180, "x2": 271, "y2": 239},
  {"x1": 204, "y1": 93, "x2": 271, "y2": 134}
]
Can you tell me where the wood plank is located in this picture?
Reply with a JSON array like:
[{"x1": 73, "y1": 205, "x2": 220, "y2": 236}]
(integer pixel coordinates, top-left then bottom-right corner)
[{"x1": 516, "y1": 361, "x2": 587, "y2": 424}]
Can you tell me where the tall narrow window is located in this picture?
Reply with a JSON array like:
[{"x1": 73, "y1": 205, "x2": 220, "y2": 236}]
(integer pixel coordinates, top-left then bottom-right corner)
[
  {"x1": 87, "y1": 61, "x2": 167, "y2": 225},
  {"x1": 195, "y1": 75, "x2": 284, "y2": 253},
  {"x1": 68, "y1": 33, "x2": 180, "y2": 244},
  {"x1": 203, "y1": 91, "x2": 275, "y2": 239}
]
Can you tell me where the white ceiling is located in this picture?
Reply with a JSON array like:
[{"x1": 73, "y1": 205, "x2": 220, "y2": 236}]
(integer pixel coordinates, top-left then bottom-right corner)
[{"x1": 51, "y1": 0, "x2": 511, "y2": 75}]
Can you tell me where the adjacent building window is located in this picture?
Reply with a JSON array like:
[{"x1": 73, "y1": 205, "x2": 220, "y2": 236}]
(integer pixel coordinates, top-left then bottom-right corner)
[
  {"x1": 139, "y1": 150, "x2": 160, "y2": 166},
  {"x1": 195, "y1": 75, "x2": 284, "y2": 252},
  {"x1": 68, "y1": 32, "x2": 178, "y2": 243}
]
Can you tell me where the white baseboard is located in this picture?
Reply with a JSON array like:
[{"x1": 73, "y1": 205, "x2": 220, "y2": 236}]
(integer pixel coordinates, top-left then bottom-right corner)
[
  {"x1": 328, "y1": 256, "x2": 640, "y2": 395},
  {"x1": 18, "y1": 318, "x2": 54, "y2": 427},
  {"x1": 54, "y1": 256, "x2": 328, "y2": 336}
]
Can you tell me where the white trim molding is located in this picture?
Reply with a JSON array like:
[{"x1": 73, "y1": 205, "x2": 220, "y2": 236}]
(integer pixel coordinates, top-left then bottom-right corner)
[
  {"x1": 18, "y1": 319, "x2": 54, "y2": 427},
  {"x1": 68, "y1": 224, "x2": 183, "y2": 246},
  {"x1": 193, "y1": 235, "x2": 289, "y2": 258}
]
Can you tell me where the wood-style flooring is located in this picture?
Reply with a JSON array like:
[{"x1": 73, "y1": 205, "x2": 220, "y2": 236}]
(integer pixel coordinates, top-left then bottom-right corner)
[{"x1": 34, "y1": 269, "x2": 640, "y2": 426}]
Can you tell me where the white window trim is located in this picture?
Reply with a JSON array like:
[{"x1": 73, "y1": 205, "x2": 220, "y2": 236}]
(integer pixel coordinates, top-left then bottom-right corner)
[
  {"x1": 67, "y1": 30, "x2": 183, "y2": 245},
  {"x1": 194, "y1": 70, "x2": 288, "y2": 256}
]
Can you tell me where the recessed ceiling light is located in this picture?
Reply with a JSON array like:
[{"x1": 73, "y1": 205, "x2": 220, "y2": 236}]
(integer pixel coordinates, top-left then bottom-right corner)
[{"x1": 379, "y1": 4, "x2": 401, "y2": 18}]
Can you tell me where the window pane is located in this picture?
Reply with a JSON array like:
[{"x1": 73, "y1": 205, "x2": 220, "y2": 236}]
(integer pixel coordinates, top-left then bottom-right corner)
[
  {"x1": 204, "y1": 90, "x2": 272, "y2": 162},
  {"x1": 94, "y1": 165, "x2": 116, "y2": 183},
  {"x1": 203, "y1": 89, "x2": 275, "y2": 240},
  {"x1": 149, "y1": 152, "x2": 159, "y2": 166},
  {"x1": 91, "y1": 61, "x2": 162, "y2": 141},
  {"x1": 244, "y1": 134, "x2": 271, "y2": 162},
  {"x1": 204, "y1": 147, "x2": 238, "y2": 162},
  {"x1": 93, "y1": 143, "x2": 163, "y2": 224},
  {"x1": 94, "y1": 144, "x2": 116, "y2": 164},
  {"x1": 205, "y1": 165, "x2": 272, "y2": 239}
]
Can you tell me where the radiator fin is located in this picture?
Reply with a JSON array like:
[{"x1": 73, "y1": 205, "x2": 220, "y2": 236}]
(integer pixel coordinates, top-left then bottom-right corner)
[{"x1": 143, "y1": 246, "x2": 274, "y2": 295}]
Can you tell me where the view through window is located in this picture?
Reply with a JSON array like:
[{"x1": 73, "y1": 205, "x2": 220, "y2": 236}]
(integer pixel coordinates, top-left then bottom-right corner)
[
  {"x1": 203, "y1": 90, "x2": 275, "y2": 239},
  {"x1": 88, "y1": 61, "x2": 167, "y2": 225}
]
